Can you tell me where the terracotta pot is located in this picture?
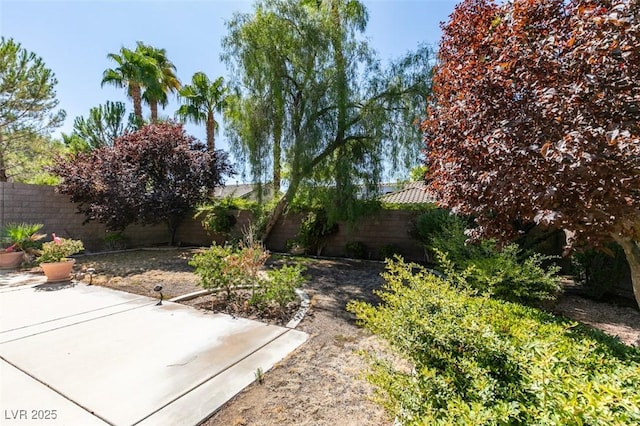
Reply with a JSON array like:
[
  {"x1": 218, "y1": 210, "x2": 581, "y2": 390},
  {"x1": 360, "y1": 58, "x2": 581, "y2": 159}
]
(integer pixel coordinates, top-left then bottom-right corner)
[
  {"x1": 40, "y1": 259, "x2": 76, "y2": 282},
  {"x1": 0, "y1": 251, "x2": 24, "y2": 269},
  {"x1": 289, "y1": 246, "x2": 305, "y2": 255}
]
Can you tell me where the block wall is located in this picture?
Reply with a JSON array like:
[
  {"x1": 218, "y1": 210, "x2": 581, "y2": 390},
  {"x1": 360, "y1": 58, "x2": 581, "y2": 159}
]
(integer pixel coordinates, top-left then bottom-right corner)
[
  {"x1": 266, "y1": 210, "x2": 426, "y2": 261},
  {"x1": 2, "y1": 183, "x2": 425, "y2": 261},
  {"x1": 0, "y1": 182, "x2": 217, "y2": 251}
]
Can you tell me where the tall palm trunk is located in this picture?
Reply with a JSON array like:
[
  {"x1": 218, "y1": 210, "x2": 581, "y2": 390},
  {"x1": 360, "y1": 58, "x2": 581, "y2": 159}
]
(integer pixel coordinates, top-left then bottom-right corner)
[
  {"x1": 206, "y1": 110, "x2": 215, "y2": 151},
  {"x1": 130, "y1": 83, "x2": 143, "y2": 122},
  {"x1": 150, "y1": 101, "x2": 158, "y2": 123}
]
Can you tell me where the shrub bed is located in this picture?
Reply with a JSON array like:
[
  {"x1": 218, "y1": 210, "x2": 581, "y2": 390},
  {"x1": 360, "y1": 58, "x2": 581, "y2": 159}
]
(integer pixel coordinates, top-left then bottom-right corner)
[
  {"x1": 348, "y1": 258, "x2": 640, "y2": 425},
  {"x1": 414, "y1": 209, "x2": 561, "y2": 306},
  {"x1": 189, "y1": 241, "x2": 306, "y2": 312}
]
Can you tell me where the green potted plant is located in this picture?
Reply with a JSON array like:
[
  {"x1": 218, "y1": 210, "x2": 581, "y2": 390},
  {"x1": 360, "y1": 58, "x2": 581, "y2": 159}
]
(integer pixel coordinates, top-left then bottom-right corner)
[
  {"x1": 37, "y1": 234, "x2": 84, "y2": 282},
  {"x1": 0, "y1": 223, "x2": 46, "y2": 269}
]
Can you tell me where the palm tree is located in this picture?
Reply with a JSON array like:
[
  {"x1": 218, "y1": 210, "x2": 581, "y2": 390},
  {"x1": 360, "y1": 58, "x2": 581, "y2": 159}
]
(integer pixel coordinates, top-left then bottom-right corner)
[
  {"x1": 176, "y1": 72, "x2": 227, "y2": 151},
  {"x1": 101, "y1": 46, "x2": 158, "y2": 123},
  {"x1": 136, "y1": 42, "x2": 181, "y2": 122}
]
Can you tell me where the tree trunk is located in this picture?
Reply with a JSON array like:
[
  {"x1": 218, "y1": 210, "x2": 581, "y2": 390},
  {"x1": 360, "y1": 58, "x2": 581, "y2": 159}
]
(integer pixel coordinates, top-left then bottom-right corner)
[
  {"x1": 332, "y1": 2, "x2": 348, "y2": 207},
  {"x1": 273, "y1": 121, "x2": 282, "y2": 194},
  {"x1": 150, "y1": 101, "x2": 158, "y2": 123},
  {"x1": 261, "y1": 175, "x2": 301, "y2": 241},
  {"x1": 0, "y1": 133, "x2": 7, "y2": 182},
  {"x1": 206, "y1": 111, "x2": 215, "y2": 152},
  {"x1": 611, "y1": 234, "x2": 640, "y2": 308},
  {"x1": 167, "y1": 216, "x2": 182, "y2": 246},
  {"x1": 262, "y1": 195, "x2": 288, "y2": 241},
  {"x1": 131, "y1": 84, "x2": 143, "y2": 122}
]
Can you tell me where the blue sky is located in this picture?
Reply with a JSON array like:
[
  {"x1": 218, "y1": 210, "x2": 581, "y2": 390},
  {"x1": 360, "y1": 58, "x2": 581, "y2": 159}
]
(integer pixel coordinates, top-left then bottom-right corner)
[{"x1": 1, "y1": 0, "x2": 458, "y2": 168}]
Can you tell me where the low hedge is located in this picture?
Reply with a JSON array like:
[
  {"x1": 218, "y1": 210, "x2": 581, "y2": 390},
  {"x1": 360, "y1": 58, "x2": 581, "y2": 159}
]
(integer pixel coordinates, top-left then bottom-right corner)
[{"x1": 348, "y1": 258, "x2": 640, "y2": 425}]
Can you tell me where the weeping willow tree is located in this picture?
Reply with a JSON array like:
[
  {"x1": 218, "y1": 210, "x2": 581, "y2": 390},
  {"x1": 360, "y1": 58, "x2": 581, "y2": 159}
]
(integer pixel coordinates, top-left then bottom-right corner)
[{"x1": 222, "y1": 0, "x2": 433, "y2": 235}]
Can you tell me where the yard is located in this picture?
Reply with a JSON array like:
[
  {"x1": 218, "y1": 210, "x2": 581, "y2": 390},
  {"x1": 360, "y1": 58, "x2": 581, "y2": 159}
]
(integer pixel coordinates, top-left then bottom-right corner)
[{"x1": 66, "y1": 248, "x2": 640, "y2": 425}]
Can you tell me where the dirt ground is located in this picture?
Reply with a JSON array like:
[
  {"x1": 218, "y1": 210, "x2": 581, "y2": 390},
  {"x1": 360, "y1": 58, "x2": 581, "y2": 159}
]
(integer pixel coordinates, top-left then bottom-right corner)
[{"x1": 62, "y1": 248, "x2": 640, "y2": 425}]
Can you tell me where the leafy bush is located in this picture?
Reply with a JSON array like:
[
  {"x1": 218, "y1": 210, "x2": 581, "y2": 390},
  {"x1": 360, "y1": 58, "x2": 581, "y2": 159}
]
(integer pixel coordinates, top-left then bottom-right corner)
[
  {"x1": 294, "y1": 209, "x2": 339, "y2": 255},
  {"x1": 348, "y1": 258, "x2": 640, "y2": 425},
  {"x1": 413, "y1": 208, "x2": 477, "y2": 264},
  {"x1": 103, "y1": 231, "x2": 128, "y2": 251},
  {"x1": 436, "y1": 245, "x2": 562, "y2": 306},
  {"x1": 195, "y1": 201, "x2": 237, "y2": 235},
  {"x1": 378, "y1": 243, "x2": 402, "y2": 260},
  {"x1": 419, "y1": 210, "x2": 562, "y2": 306},
  {"x1": 195, "y1": 196, "x2": 260, "y2": 236},
  {"x1": 189, "y1": 244, "x2": 238, "y2": 298},
  {"x1": 428, "y1": 211, "x2": 484, "y2": 265},
  {"x1": 251, "y1": 264, "x2": 306, "y2": 310},
  {"x1": 413, "y1": 207, "x2": 457, "y2": 243},
  {"x1": 345, "y1": 241, "x2": 368, "y2": 259},
  {"x1": 190, "y1": 239, "x2": 307, "y2": 315},
  {"x1": 189, "y1": 240, "x2": 269, "y2": 299}
]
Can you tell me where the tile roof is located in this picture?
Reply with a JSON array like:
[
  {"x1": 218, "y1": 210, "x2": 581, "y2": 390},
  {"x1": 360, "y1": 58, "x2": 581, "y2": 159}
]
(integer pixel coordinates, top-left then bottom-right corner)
[
  {"x1": 379, "y1": 182, "x2": 437, "y2": 205},
  {"x1": 213, "y1": 184, "x2": 257, "y2": 199}
]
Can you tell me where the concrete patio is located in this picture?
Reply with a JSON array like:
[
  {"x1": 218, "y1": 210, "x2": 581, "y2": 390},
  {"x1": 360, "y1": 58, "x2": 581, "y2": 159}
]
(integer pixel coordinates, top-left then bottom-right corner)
[{"x1": 0, "y1": 273, "x2": 308, "y2": 425}]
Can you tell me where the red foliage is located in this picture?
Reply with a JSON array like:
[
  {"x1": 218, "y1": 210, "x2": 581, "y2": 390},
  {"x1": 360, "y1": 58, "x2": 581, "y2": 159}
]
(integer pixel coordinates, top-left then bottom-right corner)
[
  {"x1": 423, "y1": 0, "x2": 640, "y2": 248},
  {"x1": 52, "y1": 122, "x2": 234, "y2": 243}
]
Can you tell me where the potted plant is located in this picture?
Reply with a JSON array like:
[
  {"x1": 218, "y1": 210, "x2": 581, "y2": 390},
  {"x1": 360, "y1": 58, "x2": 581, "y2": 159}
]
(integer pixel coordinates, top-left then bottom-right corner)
[
  {"x1": 0, "y1": 223, "x2": 46, "y2": 269},
  {"x1": 37, "y1": 234, "x2": 84, "y2": 282},
  {"x1": 286, "y1": 238, "x2": 305, "y2": 255}
]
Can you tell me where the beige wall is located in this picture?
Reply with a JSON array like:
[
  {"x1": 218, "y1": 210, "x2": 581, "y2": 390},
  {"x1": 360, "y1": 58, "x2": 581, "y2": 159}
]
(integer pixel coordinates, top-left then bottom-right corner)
[
  {"x1": 0, "y1": 182, "x2": 216, "y2": 251},
  {"x1": 267, "y1": 210, "x2": 426, "y2": 261},
  {"x1": 2, "y1": 183, "x2": 425, "y2": 261}
]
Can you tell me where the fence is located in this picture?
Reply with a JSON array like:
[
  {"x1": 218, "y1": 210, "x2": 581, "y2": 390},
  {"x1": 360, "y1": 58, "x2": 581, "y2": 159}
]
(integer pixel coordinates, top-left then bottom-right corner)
[{"x1": 1, "y1": 182, "x2": 426, "y2": 260}]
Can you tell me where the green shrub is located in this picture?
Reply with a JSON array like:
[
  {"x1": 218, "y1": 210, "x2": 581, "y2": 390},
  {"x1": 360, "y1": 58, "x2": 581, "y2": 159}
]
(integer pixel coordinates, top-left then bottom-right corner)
[
  {"x1": 191, "y1": 240, "x2": 306, "y2": 312},
  {"x1": 348, "y1": 258, "x2": 640, "y2": 426},
  {"x1": 189, "y1": 240, "x2": 269, "y2": 299},
  {"x1": 422, "y1": 211, "x2": 562, "y2": 306},
  {"x1": 296, "y1": 209, "x2": 338, "y2": 255},
  {"x1": 345, "y1": 241, "x2": 368, "y2": 259},
  {"x1": 378, "y1": 243, "x2": 402, "y2": 260},
  {"x1": 428, "y1": 211, "x2": 485, "y2": 265},
  {"x1": 194, "y1": 198, "x2": 239, "y2": 235},
  {"x1": 103, "y1": 231, "x2": 128, "y2": 251},
  {"x1": 436, "y1": 244, "x2": 562, "y2": 306},
  {"x1": 189, "y1": 244, "x2": 240, "y2": 298},
  {"x1": 251, "y1": 264, "x2": 306, "y2": 310},
  {"x1": 413, "y1": 207, "x2": 457, "y2": 244}
]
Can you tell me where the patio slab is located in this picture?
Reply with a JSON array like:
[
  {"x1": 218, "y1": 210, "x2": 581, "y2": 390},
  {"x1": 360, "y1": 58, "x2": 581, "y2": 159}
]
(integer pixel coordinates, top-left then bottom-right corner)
[{"x1": 0, "y1": 281, "x2": 308, "y2": 425}]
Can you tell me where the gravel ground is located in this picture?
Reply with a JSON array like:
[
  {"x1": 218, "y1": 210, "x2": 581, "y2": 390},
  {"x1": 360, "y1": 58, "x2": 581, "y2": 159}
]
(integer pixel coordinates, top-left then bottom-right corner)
[{"x1": 62, "y1": 248, "x2": 640, "y2": 425}]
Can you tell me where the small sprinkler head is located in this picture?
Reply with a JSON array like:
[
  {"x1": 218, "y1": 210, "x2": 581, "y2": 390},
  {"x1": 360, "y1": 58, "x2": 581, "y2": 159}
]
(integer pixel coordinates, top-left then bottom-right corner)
[{"x1": 153, "y1": 285, "x2": 163, "y2": 306}]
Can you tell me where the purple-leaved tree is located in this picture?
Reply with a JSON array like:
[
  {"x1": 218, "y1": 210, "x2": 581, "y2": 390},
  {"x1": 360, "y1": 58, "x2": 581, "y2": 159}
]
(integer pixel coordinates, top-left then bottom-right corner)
[
  {"x1": 53, "y1": 122, "x2": 234, "y2": 244},
  {"x1": 423, "y1": 0, "x2": 640, "y2": 306}
]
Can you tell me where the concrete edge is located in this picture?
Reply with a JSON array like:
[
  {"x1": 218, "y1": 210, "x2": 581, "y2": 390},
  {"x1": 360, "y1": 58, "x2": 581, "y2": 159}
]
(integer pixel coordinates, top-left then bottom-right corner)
[{"x1": 134, "y1": 329, "x2": 309, "y2": 426}]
